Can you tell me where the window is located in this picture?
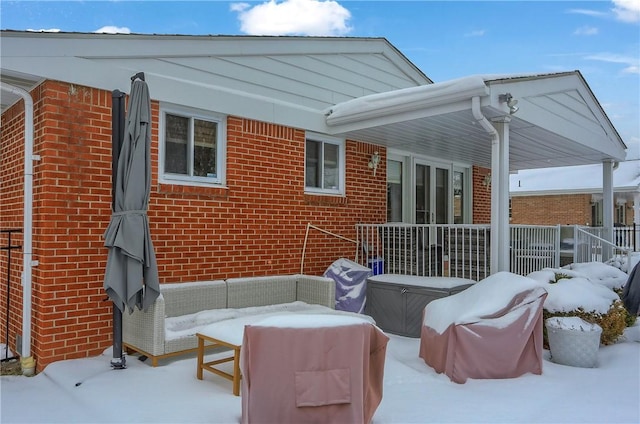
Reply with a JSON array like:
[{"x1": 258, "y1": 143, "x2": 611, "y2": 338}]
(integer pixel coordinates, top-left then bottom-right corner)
[
  {"x1": 160, "y1": 104, "x2": 226, "y2": 185},
  {"x1": 616, "y1": 203, "x2": 626, "y2": 225},
  {"x1": 305, "y1": 133, "x2": 345, "y2": 194}
]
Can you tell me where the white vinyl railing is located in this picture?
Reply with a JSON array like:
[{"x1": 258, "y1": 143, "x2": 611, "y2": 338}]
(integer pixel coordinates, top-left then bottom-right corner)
[
  {"x1": 509, "y1": 225, "x2": 559, "y2": 276},
  {"x1": 574, "y1": 227, "x2": 632, "y2": 265},
  {"x1": 356, "y1": 224, "x2": 491, "y2": 280},
  {"x1": 355, "y1": 223, "x2": 634, "y2": 278}
]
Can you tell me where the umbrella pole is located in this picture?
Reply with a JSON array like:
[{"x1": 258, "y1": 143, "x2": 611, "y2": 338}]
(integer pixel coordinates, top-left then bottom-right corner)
[
  {"x1": 110, "y1": 89, "x2": 126, "y2": 370},
  {"x1": 111, "y1": 307, "x2": 125, "y2": 369}
]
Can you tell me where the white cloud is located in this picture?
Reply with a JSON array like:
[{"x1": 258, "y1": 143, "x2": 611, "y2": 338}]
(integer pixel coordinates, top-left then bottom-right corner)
[
  {"x1": 567, "y1": 8, "x2": 608, "y2": 18},
  {"x1": 568, "y1": 2, "x2": 639, "y2": 23},
  {"x1": 573, "y1": 25, "x2": 599, "y2": 35},
  {"x1": 612, "y1": 0, "x2": 640, "y2": 23},
  {"x1": 26, "y1": 28, "x2": 61, "y2": 32},
  {"x1": 94, "y1": 26, "x2": 131, "y2": 34},
  {"x1": 230, "y1": 0, "x2": 352, "y2": 36},
  {"x1": 464, "y1": 29, "x2": 485, "y2": 37},
  {"x1": 586, "y1": 52, "x2": 640, "y2": 74}
]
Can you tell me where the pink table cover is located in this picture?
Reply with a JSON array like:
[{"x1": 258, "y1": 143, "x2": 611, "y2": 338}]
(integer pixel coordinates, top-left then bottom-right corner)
[
  {"x1": 419, "y1": 287, "x2": 547, "y2": 384},
  {"x1": 240, "y1": 319, "x2": 389, "y2": 424}
]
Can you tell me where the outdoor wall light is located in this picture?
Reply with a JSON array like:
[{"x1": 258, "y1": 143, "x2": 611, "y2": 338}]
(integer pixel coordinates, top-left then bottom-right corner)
[
  {"x1": 483, "y1": 173, "x2": 492, "y2": 190},
  {"x1": 499, "y1": 93, "x2": 519, "y2": 115},
  {"x1": 368, "y1": 151, "x2": 381, "y2": 176}
]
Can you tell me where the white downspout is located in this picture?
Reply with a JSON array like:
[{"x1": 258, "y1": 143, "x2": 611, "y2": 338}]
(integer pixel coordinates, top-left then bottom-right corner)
[
  {"x1": 0, "y1": 83, "x2": 35, "y2": 364},
  {"x1": 472, "y1": 96, "x2": 500, "y2": 274}
]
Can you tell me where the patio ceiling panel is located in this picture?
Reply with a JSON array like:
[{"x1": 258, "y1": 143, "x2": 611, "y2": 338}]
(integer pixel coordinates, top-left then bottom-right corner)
[
  {"x1": 509, "y1": 125, "x2": 609, "y2": 169},
  {"x1": 337, "y1": 108, "x2": 495, "y2": 168}
]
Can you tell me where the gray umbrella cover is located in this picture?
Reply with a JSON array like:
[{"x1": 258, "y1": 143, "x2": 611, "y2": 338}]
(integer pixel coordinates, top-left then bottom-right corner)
[{"x1": 104, "y1": 80, "x2": 160, "y2": 313}]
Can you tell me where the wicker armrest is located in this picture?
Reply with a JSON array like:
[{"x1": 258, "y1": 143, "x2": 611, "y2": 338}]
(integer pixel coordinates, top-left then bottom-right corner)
[
  {"x1": 296, "y1": 275, "x2": 335, "y2": 309},
  {"x1": 123, "y1": 294, "x2": 166, "y2": 356}
]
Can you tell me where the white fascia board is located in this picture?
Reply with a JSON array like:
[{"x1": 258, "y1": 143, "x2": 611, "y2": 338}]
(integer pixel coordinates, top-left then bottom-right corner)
[
  {"x1": 2, "y1": 32, "x2": 430, "y2": 87},
  {"x1": 325, "y1": 75, "x2": 489, "y2": 129},
  {"x1": 152, "y1": 75, "x2": 328, "y2": 132},
  {"x1": 1, "y1": 55, "x2": 329, "y2": 133},
  {"x1": 511, "y1": 187, "x2": 639, "y2": 197},
  {"x1": 510, "y1": 189, "x2": 597, "y2": 197}
]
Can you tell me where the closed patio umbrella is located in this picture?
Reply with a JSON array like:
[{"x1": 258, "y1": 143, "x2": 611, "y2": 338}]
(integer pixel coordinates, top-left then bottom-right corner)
[{"x1": 104, "y1": 75, "x2": 160, "y2": 367}]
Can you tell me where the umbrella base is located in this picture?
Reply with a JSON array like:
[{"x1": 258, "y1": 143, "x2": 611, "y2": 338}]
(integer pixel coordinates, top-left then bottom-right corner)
[{"x1": 110, "y1": 356, "x2": 127, "y2": 370}]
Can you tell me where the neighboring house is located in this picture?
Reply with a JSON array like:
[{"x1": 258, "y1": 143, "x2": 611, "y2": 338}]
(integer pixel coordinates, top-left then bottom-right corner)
[
  {"x1": 1, "y1": 31, "x2": 627, "y2": 369},
  {"x1": 509, "y1": 160, "x2": 640, "y2": 227}
]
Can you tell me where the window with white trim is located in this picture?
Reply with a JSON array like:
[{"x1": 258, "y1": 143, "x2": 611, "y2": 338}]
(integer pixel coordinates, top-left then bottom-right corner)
[
  {"x1": 160, "y1": 104, "x2": 226, "y2": 185},
  {"x1": 305, "y1": 133, "x2": 345, "y2": 195}
]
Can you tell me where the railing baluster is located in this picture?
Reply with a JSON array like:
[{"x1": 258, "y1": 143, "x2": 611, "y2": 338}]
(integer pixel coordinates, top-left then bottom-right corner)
[{"x1": 355, "y1": 223, "x2": 631, "y2": 279}]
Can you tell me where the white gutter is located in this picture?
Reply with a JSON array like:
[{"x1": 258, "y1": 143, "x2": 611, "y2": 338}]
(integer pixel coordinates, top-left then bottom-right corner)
[
  {"x1": 0, "y1": 83, "x2": 35, "y2": 362},
  {"x1": 471, "y1": 96, "x2": 500, "y2": 274}
]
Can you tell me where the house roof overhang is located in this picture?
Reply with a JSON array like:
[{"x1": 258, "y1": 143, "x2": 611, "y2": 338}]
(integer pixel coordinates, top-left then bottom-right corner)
[
  {"x1": 0, "y1": 32, "x2": 627, "y2": 172},
  {"x1": 324, "y1": 72, "x2": 628, "y2": 171},
  {"x1": 0, "y1": 31, "x2": 430, "y2": 133}
]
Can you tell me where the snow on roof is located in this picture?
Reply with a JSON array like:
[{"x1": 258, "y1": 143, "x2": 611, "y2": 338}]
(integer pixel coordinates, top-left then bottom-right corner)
[
  {"x1": 325, "y1": 71, "x2": 580, "y2": 124},
  {"x1": 325, "y1": 74, "x2": 489, "y2": 124},
  {"x1": 510, "y1": 160, "x2": 640, "y2": 194}
]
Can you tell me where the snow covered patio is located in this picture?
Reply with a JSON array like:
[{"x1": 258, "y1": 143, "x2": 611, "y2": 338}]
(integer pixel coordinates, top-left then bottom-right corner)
[
  {"x1": 1, "y1": 326, "x2": 639, "y2": 423},
  {"x1": 3, "y1": 261, "x2": 640, "y2": 423}
]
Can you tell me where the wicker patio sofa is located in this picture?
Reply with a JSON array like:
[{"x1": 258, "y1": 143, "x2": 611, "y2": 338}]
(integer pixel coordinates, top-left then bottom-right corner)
[{"x1": 122, "y1": 274, "x2": 336, "y2": 366}]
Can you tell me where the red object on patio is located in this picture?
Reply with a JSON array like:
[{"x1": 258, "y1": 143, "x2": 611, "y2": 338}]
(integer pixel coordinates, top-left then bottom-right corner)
[
  {"x1": 240, "y1": 314, "x2": 389, "y2": 424},
  {"x1": 419, "y1": 272, "x2": 548, "y2": 384}
]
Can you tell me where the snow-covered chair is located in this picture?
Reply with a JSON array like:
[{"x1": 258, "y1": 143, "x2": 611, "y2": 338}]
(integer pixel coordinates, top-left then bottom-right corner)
[
  {"x1": 240, "y1": 314, "x2": 389, "y2": 424},
  {"x1": 419, "y1": 272, "x2": 548, "y2": 384}
]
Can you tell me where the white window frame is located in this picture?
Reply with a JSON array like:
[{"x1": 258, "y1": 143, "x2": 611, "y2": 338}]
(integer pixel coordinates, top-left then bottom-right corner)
[
  {"x1": 159, "y1": 103, "x2": 227, "y2": 187},
  {"x1": 304, "y1": 132, "x2": 345, "y2": 195}
]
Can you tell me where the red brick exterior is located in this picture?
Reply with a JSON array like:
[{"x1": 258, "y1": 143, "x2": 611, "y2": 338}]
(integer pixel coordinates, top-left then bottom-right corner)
[
  {"x1": 510, "y1": 194, "x2": 593, "y2": 225},
  {"x1": 472, "y1": 166, "x2": 491, "y2": 224},
  {"x1": 1, "y1": 80, "x2": 389, "y2": 370},
  {"x1": 511, "y1": 193, "x2": 634, "y2": 226}
]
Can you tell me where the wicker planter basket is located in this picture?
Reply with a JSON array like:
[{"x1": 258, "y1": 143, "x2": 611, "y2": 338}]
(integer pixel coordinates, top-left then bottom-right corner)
[{"x1": 545, "y1": 317, "x2": 602, "y2": 368}]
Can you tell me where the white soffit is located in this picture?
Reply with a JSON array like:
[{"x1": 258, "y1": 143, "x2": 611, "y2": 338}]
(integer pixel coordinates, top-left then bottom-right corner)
[{"x1": 325, "y1": 72, "x2": 627, "y2": 170}]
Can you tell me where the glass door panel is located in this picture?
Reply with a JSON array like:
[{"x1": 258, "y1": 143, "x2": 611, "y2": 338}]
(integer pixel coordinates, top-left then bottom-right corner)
[
  {"x1": 435, "y1": 167, "x2": 449, "y2": 224},
  {"x1": 387, "y1": 159, "x2": 403, "y2": 222},
  {"x1": 453, "y1": 171, "x2": 464, "y2": 224},
  {"x1": 415, "y1": 164, "x2": 430, "y2": 224}
]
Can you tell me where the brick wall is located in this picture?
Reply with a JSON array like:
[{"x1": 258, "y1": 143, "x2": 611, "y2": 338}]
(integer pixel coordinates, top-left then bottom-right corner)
[
  {"x1": 510, "y1": 194, "x2": 592, "y2": 225},
  {"x1": 1, "y1": 81, "x2": 115, "y2": 369},
  {"x1": 1, "y1": 80, "x2": 387, "y2": 369},
  {"x1": 472, "y1": 166, "x2": 491, "y2": 224},
  {"x1": 1, "y1": 94, "x2": 27, "y2": 363}
]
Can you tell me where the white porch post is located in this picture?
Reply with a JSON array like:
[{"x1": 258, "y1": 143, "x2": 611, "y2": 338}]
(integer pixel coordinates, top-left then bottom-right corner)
[
  {"x1": 489, "y1": 129, "x2": 500, "y2": 274},
  {"x1": 603, "y1": 160, "x2": 614, "y2": 243},
  {"x1": 634, "y1": 193, "x2": 640, "y2": 227},
  {"x1": 492, "y1": 118, "x2": 511, "y2": 272},
  {"x1": 634, "y1": 193, "x2": 640, "y2": 252},
  {"x1": 602, "y1": 160, "x2": 615, "y2": 262}
]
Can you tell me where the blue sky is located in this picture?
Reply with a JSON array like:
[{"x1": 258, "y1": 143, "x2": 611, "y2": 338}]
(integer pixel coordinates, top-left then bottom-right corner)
[{"x1": 2, "y1": 0, "x2": 639, "y2": 158}]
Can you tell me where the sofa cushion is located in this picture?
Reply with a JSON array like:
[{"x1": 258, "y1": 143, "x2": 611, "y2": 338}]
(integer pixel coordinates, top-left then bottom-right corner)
[
  {"x1": 166, "y1": 301, "x2": 335, "y2": 341},
  {"x1": 226, "y1": 276, "x2": 297, "y2": 308},
  {"x1": 162, "y1": 280, "x2": 227, "y2": 317}
]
